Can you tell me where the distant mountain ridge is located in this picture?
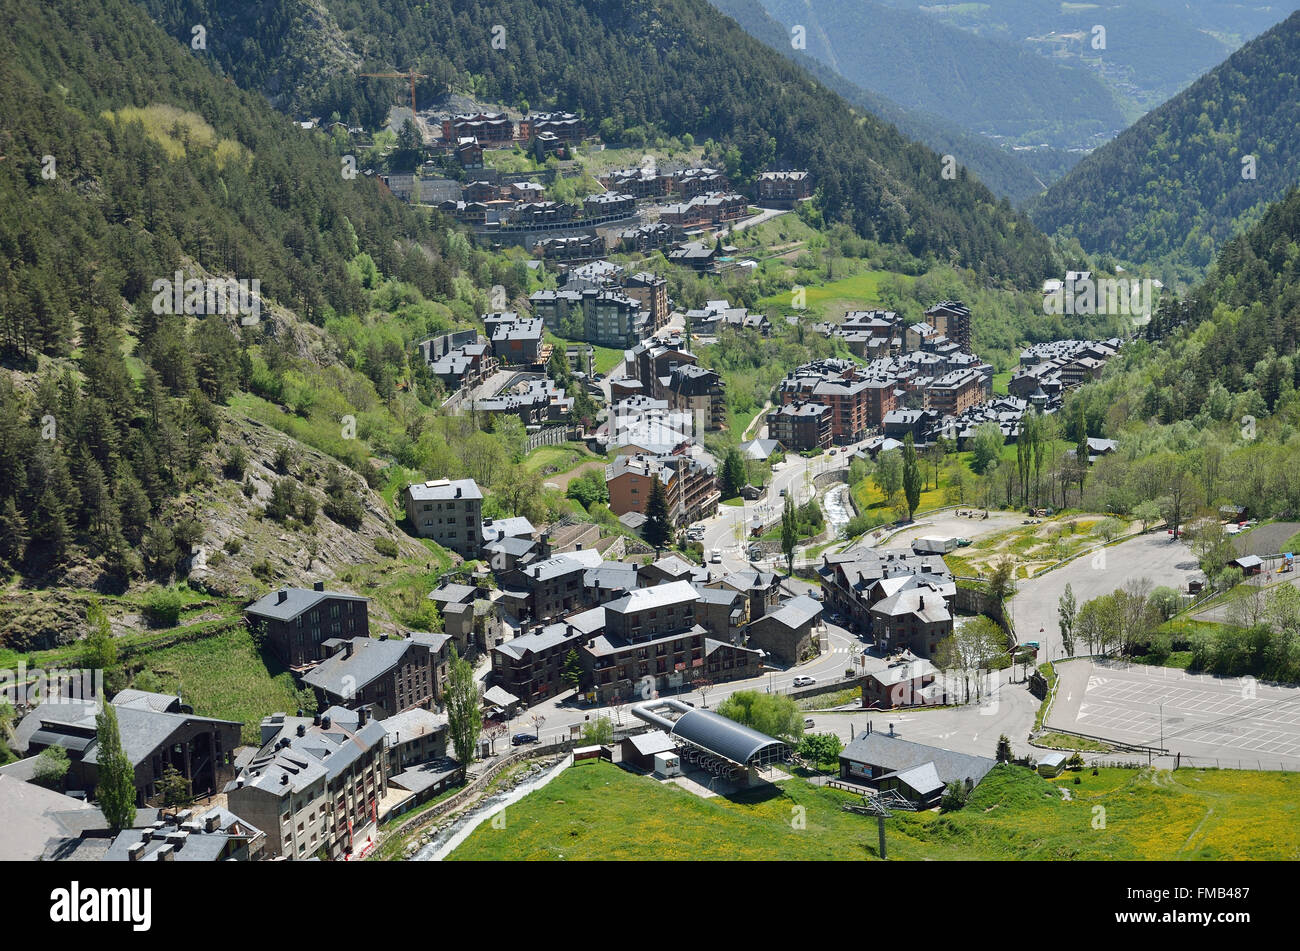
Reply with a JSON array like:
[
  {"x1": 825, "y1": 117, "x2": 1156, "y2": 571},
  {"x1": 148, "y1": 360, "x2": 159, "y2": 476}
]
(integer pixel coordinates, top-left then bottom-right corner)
[
  {"x1": 1028, "y1": 11, "x2": 1300, "y2": 279},
  {"x1": 748, "y1": 0, "x2": 1127, "y2": 151},
  {"x1": 707, "y1": 0, "x2": 1075, "y2": 203}
]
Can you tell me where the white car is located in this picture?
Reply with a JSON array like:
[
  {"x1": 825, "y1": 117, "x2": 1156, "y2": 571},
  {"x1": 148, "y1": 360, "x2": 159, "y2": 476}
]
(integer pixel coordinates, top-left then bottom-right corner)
[
  {"x1": 710, "y1": 549, "x2": 722, "y2": 564},
  {"x1": 793, "y1": 676, "x2": 816, "y2": 687}
]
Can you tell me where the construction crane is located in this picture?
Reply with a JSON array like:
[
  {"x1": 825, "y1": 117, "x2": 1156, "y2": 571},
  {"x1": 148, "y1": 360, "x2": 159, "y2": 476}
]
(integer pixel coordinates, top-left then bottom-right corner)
[{"x1": 359, "y1": 70, "x2": 429, "y2": 114}]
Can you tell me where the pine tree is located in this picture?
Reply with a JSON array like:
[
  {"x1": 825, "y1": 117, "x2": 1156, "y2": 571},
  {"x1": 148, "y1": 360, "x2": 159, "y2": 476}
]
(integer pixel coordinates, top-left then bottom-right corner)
[
  {"x1": 0, "y1": 497, "x2": 28, "y2": 568},
  {"x1": 27, "y1": 488, "x2": 70, "y2": 567},
  {"x1": 95, "y1": 702, "x2": 137, "y2": 832},
  {"x1": 720, "y1": 447, "x2": 746, "y2": 499},
  {"x1": 561, "y1": 648, "x2": 584, "y2": 694},
  {"x1": 644, "y1": 476, "x2": 671, "y2": 549}
]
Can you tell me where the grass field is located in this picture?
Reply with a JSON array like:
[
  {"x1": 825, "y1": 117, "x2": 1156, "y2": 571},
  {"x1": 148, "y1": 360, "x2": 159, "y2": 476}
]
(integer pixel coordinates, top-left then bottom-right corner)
[
  {"x1": 523, "y1": 442, "x2": 605, "y2": 478},
  {"x1": 446, "y1": 760, "x2": 1300, "y2": 860},
  {"x1": 757, "y1": 269, "x2": 913, "y2": 320},
  {"x1": 546, "y1": 335, "x2": 624, "y2": 375},
  {"x1": 135, "y1": 626, "x2": 303, "y2": 744}
]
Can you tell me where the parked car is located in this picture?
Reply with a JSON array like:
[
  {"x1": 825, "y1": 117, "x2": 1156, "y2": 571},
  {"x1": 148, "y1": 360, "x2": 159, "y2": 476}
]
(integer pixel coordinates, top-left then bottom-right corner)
[
  {"x1": 511, "y1": 733, "x2": 538, "y2": 746},
  {"x1": 793, "y1": 676, "x2": 816, "y2": 687}
]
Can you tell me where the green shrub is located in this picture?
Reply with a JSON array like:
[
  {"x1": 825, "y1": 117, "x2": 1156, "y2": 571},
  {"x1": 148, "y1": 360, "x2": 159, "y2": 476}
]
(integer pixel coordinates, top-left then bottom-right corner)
[
  {"x1": 374, "y1": 537, "x2": 399, "y2": 557},
  {"x1": 940, "y1": 780, "x2": 970, "y2": 812},
  {"x1": 143, "y1": 587, "x2": 184, "y2": 628}
]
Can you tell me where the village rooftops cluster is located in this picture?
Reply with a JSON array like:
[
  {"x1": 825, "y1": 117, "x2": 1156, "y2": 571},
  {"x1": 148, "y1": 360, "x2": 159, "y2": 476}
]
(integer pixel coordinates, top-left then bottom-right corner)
[{"x1": 1008, "y1": 338, "x2": 1122, "y2": 409}]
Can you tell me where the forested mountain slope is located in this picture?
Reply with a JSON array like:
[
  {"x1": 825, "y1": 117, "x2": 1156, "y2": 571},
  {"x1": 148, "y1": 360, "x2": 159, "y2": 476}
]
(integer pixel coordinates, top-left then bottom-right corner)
[
  {"x1": 131, "y1": 0, "x2": 1060, "y2": 286},
  {"x1": 1028, "y1": 12, "x2": 1300, "y2": 280},
  {"x1": 0, "y1": 0, "x2": 492, "y2": 601},
  {"x1": 1064, "y1": 186, "x2": 1300, "y2": 527}
]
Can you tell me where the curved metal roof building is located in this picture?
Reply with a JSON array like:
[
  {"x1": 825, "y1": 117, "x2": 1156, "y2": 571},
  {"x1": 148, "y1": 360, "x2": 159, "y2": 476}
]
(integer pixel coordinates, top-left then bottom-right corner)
[{"x1": 631, "y1": 698, "x2": 789, "y2": 767}]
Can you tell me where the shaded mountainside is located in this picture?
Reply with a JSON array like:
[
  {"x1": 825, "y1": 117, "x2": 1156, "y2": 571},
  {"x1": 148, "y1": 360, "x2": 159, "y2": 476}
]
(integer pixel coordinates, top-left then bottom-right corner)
[
  {"x1": 750, "y1": 0, "x2": 1125, "y2": 150},
  {"x1": 132, "y1": 0, "x2": 1060, "y2": 286},
  {"x1": 875, "y1": 0, "x2": 1297, "y2": 115},
  {"x1": 1138, "y1": 185, "x2": 1300, "y2": 411},
  {"x1": 707, "y1": 0, "x2": 1075, "y2": 203},
  {"x1": 1028, "y1": 11, "x2": 1300, "y2": 280}
]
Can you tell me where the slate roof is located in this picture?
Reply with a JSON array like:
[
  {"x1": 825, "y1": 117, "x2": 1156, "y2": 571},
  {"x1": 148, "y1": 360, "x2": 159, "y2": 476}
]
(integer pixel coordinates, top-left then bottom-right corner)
[
  {"x1": 481, "y1": 516, "x2": 535, "y2": 543},
  {"x1": 382, "y1": 708, "x2": 449, "y2": 742},
  {"x1": 525, "y1": 550, "x2": 603, "y2": 581},
  {"x1": 428, "y1": 583, "x2": 477, "y2": 605},
  {"x1": 103, "y1": 827, "x2": 235, "y2": 862},
  {"x1": 645, "y1": 554, "x2": 697, "y2": 579},
  {"x1": 389, "y1": 759, "x2": 462, "y2": 795},
  {"x1": 566, "y1": 606, "x2": 607, "y2": 636},
  {"x1": 871, "y1": 585, "x2": 951, "y2": 623},
  {"x1": 625, "y1": 730, "x2": 678, "y2": 757},
  {"x1": 245, "y1": 586, "x2": 368, "y2": 623},
  {"x1": 738, "y1": 438, "x2": 780, "y2": 460},
  {"x1": 887, "y1": 761, "x2": 944, "y2": 797},
  {"x1": 111, "y1": 689, "x2": 182, "y2": 713},
  {"x1": 234, "y1": 706, "x2": 385, "y2": 794},
  {"x1": 404, "y1": 478, "x2": 483, "y2": 502},
  {"x1": 867, "y1": 659, "x2": 939, "y2": 686},
  {"x1": 494, "y1": 624, "x2": 581, "y2": 660},
  {"x1": 482, "y1": 686, "x2": 521, "y2": 707},
  {"x1": 761, "y1": 595, "x2": 822, "y2": 630},
  {"x1": 301, "y1": 637, "x2": 418, "y2": 696},
  {"x1": 485, "y1": 535, "x2": 537, "y2": 558},
  {"x1": 584, "y1": 561, "x2": 638, "y2": 592},
  {"x1": 15, "y1": 697, "x2": 241, "y2": 768},
  {"x1": 0, "y1": 775, "x2": 96, "y2": 861},
  {"x1": 605, "y1": 580, "x2": 698, "y2": 615},
  {"x1": 839, "y1": 732, "x2": 996, "y2": 788}
]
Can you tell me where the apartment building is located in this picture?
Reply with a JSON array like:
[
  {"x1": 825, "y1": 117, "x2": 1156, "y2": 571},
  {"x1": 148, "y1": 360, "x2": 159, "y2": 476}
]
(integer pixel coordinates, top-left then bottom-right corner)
[
  {"x1": 300, "y1": 632, "x2": 450, "y2": 719},
  {"x1": 244, "y1": 583, "x2": 370, "y2": 670},
  {"x1": 766, "y1": 401, "x2": 832, "y2": 451},
  {"x1": 757, "y1": 170, "x2": 811, "y2": 205},
  {"x1": 927, "y1": 368, "x2": 985, "y2": 417},
  {"x1": 226, "y1": 707, "x2": 387, "y2": 860},
  {"x1": 622, "y1": 271, "x2": 670, "y2": 329},
  {"x1": 606, "y1": 452, "x2": 719, "y2": 527},
  {"x1": 401, "y1": 478, "x2": 483, "y2": 557}
]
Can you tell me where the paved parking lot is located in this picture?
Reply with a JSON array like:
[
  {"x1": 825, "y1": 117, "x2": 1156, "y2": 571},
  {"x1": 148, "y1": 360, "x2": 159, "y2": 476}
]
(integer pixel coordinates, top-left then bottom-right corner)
[
  {"x1": 1007, "y1": 532, "x2": 1195, "y2": 660},
  {"x1": 1048, "y1": 659, "x2": 1300, "y2": 769}
]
